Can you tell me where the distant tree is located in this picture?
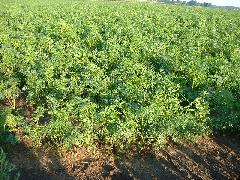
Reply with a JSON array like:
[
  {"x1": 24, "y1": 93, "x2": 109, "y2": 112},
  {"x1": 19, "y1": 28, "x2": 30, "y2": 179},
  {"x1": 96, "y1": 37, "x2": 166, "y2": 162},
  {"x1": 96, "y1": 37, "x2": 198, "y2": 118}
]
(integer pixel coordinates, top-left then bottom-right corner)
[
  {"x1": 187, "y1": 0, "x2": 197, "y2": 6},
  {"x1": 203, "y1": 2, "x2": 212, "y2": 7}
]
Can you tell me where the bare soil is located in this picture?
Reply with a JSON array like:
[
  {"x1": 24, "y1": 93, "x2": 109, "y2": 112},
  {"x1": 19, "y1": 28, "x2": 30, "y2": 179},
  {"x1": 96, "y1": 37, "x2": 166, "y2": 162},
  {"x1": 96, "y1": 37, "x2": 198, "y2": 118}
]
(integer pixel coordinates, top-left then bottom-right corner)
[{"x1": 6, "y1": 133, "x2": 240, "y2": 180}]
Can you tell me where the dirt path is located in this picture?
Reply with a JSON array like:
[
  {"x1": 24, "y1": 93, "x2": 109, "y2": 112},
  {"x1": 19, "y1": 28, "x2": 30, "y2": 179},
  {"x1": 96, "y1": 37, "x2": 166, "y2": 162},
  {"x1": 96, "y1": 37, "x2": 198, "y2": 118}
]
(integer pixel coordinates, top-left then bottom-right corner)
[{"x1": 7, "y1": 134, "x2": 240, "y2": 180}]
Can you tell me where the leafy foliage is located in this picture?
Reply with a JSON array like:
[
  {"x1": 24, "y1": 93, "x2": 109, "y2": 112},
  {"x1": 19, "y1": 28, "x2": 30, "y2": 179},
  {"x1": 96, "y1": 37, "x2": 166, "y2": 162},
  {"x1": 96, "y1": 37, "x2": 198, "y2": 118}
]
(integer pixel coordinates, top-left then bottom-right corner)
[
  {"x1": 0, "y1": 148, "x2": 20, "y2": 180},
  {"x1": 0, "y1": 0, "x2": 239, "y2": 150},
  {"x1": 0, "y1": 108, "x2": 20, "y2": 145}
]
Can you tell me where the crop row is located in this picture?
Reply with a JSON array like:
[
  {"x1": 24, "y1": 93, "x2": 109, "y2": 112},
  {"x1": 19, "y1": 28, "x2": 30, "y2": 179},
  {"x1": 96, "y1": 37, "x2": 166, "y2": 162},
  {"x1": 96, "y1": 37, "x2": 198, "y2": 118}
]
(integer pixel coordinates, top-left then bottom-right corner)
[{"x1": 0, "y1": 0, "x2": 239, "y2": 150}]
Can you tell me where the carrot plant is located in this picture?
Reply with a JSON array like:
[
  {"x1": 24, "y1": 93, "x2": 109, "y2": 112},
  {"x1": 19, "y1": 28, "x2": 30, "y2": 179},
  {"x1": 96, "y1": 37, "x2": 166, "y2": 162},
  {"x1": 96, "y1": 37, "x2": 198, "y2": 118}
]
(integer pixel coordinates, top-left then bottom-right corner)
[{"x1": 0, "y1": 0, "x2": 239, "y2": 150}]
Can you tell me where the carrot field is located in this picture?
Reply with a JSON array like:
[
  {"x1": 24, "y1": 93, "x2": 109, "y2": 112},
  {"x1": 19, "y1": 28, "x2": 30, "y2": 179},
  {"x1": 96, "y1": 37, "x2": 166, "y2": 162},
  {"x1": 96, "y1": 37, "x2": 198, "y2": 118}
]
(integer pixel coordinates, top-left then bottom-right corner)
[{"x1": 0, "y1": 0, "x2": 240, "y2": 160}]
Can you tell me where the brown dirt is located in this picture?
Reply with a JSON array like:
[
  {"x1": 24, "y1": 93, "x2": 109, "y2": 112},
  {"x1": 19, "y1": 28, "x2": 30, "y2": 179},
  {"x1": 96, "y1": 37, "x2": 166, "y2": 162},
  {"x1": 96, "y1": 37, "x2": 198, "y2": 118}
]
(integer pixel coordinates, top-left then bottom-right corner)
[
  {"x1": 6, "y1": 133, "x2": 240, "y2": 180},
  {"x1": 2, "y1": 97, "x2": 240, "y2": 179}
]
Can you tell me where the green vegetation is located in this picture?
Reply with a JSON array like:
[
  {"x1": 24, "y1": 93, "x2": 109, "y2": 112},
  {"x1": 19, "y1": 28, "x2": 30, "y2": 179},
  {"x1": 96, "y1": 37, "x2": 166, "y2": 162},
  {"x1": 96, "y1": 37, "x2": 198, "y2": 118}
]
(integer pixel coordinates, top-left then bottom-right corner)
[
  {"x1": 0, "y1": 148, "x2": 19, "y2": 180},
  {"x1": 0, "y1": 0, "x2": 239, "y2": 150}
]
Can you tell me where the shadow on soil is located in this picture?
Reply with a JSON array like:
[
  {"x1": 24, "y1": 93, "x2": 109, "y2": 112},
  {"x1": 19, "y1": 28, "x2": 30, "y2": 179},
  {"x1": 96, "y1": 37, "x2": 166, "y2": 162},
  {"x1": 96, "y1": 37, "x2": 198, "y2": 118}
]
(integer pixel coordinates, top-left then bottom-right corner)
[
  {"x1": 5, "y1": 134, "x2": 240, "y2": 180},
  {"x1": 110, "y1": 134, "x2": 240, "y2": 180},
  {"x1": 9, "y1": 141, "x2": 74, "y2": 180}
]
